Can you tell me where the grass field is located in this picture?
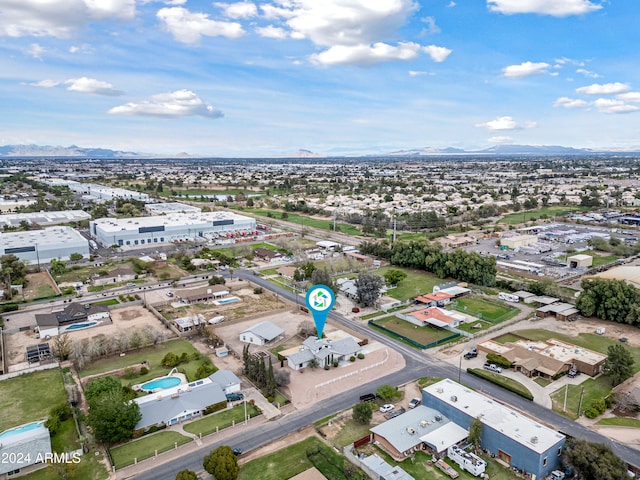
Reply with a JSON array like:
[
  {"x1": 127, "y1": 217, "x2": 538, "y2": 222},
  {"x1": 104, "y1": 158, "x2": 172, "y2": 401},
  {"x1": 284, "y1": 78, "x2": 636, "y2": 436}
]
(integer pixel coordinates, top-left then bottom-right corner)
[
  {"x1": 499, "y1": 206, "x2": 587, "y2": 225},
  {"x1": 183, "y1": 403, "x2": 261, "y2": 437},
  {"x1": 50, "y1": 418, "x2": 82, "y2": 453},
  {"x1": 372, "y1": 316, "x2": 455, "y2": 347},
  {"x1": 79, "y1": 339, "x2": 201, "y2": 379},
  {"x1": 590, "y1": 253, "x2": 620, "y2": 267},
  {"x1": 376, "y1": 266, "x2": 443, "y2": 301},
  {"x1": 596, "y1": 417, "x2": 640, "y2": 427},
  {"x1": 550, "y1": 376, "x2": 613, "y2": 419},
  {"x1": 332, "y1": 419, "x2": 372, "y2": 447},
  {"x1": 20, "y1": 453, "x2": 109, "y2": 480},
  {"x1": 109, "y1": 431, "x2": 193, "y2": 469},
  {"x1": 0, "y1": 369, "x2": 67, "y2": 431},
  {"x1": 239, "y1": 436, "x2": 363, "y2": 480},
  {"x1": 468, "y1": 368, "x2": 534, "y2": 400},
  {"x1": 450, "y1": 296, "x2": 519, "y2": 322}
]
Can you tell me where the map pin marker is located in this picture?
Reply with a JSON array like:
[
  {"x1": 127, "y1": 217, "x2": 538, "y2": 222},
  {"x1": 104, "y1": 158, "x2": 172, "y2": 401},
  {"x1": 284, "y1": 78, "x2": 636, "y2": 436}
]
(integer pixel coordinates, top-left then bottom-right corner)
[{"x1": 305, "y1": 284, "x2": 335, "y2": 338}]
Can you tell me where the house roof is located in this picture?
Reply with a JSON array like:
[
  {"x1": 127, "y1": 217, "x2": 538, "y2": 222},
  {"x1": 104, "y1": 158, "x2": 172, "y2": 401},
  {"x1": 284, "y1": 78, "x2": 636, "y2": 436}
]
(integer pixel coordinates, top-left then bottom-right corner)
[
  {"x1": 277, "y1": 266, "x2": 297, "y2": 277},
  {"x1": 287, "y1": 336, "x2": 360, "y2": 364},
  {"x1": 408, "y1": 307, "x2": 464, "y2": 328},
  {"x1": 419, "y1": 421, "x2": 469, "y2": 453},
  {"x1": 135, "y1": 378, "x2": 226, "y2": 429},
  {"x1": 360, "y1": 454, "x2": 415, "y2": 480},
  {"x1": 254, "y1": 247, "x2": 282, "y2": 259},
  {"x1": 415, "y1": 291, "x2": 454, "y2": 304},
  {"x1": 241, "y1": 321, "x2": 285, "y2": 342},
  {"x1": 208, "y1": 370, "x2": 241, "y2": 389},
  {"x1": 35, "y1": 302, "x2": 109, "y2": 328}
]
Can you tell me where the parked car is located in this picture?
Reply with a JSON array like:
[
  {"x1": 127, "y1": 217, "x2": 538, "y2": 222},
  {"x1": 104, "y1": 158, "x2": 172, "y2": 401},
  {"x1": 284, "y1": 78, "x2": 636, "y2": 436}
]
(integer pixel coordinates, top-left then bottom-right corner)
[
  {"x1": 126, "y1": 282, "x2": 136, "y2": 287},
  {"x1": 359, "y1": 393, "x2": 375, "y2": 403},
  {"x1": 166, "y1": 291, "x2": 174, "y2": 297},
  {"x1": 483, "y1": 363, "x2": 502, "y2": 373},
  {"x1": 352, "y1": 307, "x2": 360, "y2": 313},
  {"x1": 379, "y1": 404, "x2": 394, "y2": 413},
  {"x1": 567, "y1": 369, "x2": 579, "y2": 378},
  {"x1": 464, "y1": 348, "x2": 478, "y2": 360},
  {"x1": 408, "y1": 398, "x2": 421, "y2": 409},
  {"x1": 232, "y1": 448, "x2": 243, "y2": 456},
  {"x1": 226, "y1": 392, "x2": 244, "y2": 401},
  {"x1": 619, "y1": 337, "x2": 628, "y2": 343}
]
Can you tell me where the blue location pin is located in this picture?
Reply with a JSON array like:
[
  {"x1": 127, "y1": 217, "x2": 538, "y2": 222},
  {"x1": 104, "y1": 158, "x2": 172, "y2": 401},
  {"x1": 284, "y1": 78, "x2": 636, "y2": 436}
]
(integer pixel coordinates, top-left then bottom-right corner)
[{"x1": 305, "y1": 284, "x2": 335, "y2": 338}]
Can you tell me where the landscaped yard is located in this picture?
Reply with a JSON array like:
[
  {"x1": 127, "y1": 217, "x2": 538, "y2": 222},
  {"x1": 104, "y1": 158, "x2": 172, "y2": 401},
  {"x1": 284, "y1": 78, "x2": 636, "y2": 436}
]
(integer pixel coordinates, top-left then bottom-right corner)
[
  {"x1": 372, "y1": 316, "x2": 456, "y2": 348},
  {"x1": 0, "y1": 369, "x2": 67, "y2": 431},
  {"x1": 23, "y1": 271, "x2": 60, "y2": 301},
  {"x1": 183, "y1": 403, "x2": 261, "y2": 437},
  {"x1": 109, "y1": 431, "x2": 193, "y2": 469},
  {"x1": 79, "y1": 339, "x2": 202, "y2": 381},
  {"x1": 239, "y1": 436, "x2": 364, "y2": 480},
  {"x1": 467, "y1": 368, "x2": 534, "y2": 400},
  {"x1": 450, "y1": 296, "x2": 519, "y2": 323},
  {"x1": 376, "y1": 266, "x2": 444, "y2": 301}
]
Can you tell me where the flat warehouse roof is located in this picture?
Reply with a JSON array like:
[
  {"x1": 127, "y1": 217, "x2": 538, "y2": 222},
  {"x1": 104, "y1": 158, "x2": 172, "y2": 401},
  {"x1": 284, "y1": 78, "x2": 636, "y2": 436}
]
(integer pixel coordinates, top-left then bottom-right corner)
[
  {"x1": 92, "y1": 211, "x2": 254, "y2": 233},
  {"x1": 0, "y1": 210, "x2": 91, "y2": 226},
  {"x1": 424, "y1": 379, "x2": 564, "y2": 454},
  {"x1": 0, "y1": 226, "x2": 86, "y2": 248}
]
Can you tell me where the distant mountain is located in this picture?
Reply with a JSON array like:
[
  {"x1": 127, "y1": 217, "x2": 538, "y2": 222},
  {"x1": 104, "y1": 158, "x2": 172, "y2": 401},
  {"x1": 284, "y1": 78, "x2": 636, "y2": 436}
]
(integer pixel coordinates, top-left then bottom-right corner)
[
  {"x1": 475, "y1": 144, "x2": 595, "y2": 155},
  {"x1": 385, "y1": 147, "x2": 466, "y2": 156},
  {"x1": 292, "y1": 149, "x2": 323, "y2": 158},
  {"x1": 0, "y1": 144, "x2": 151, "y2": 158}
]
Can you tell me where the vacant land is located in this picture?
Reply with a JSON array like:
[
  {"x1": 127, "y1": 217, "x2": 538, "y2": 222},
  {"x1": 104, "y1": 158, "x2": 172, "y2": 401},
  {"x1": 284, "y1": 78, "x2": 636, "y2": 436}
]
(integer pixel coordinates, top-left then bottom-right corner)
[
  {"x1": 551, "y1": 376, "x2": 613, "y2": 419},
  {"x1": 110, "y1": 431, "x2": 193, "y2": 469},
  {"x1": 450, "y1": 296, "x2": 519, "y2": 323},
  {"x1": 22, "y1": 271, "x2": 59, "y2": 301},
  {"x1": 0, "y1": 369, "x2": 67, "y2": 431},
  {"x1": 376, "y1": 266, "x2": 443, "y2": 301},
  {"x1": 499, "y1": 206, "x2": 587, "y2": 225},
  {"x1": 372, "y1": 316, "x2": 455, "y2": 347}
]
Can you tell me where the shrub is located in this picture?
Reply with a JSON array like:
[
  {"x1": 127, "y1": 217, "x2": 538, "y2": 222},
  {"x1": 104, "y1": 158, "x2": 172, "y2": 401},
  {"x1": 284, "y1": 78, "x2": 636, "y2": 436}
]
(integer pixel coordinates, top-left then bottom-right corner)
[
  {"x1": 349, "y1": 356, "x2": 356, "y2": 362},
  {"x1": 161, "y1": 352, "x2": 180, "y2": 368},
  {"x1": 139, "y1": 366, "x2": 149, "y2": 375},
  {"x1": 332, "y1": 361, "x2": 339, "y2": 368},
  {"x1": 253, "y1": 287, "x2": 263, "y2": 294},
  {"x1": 357, "y1": 353, "x2": 365, "y2": 360},
  {"x1": 123, "y1": 367, "x2": 137, "y2": 379},
  {"x1": 324, "y1": 365, "x2": 330, "y2": 370},
  {"x1": 486, "y1": 353, "x2": 512, "y2": 369},
  {"x1": 132, "y1": 428, "x2": 145, "y2": 439},
  {"x1": 204, "y1": 401, "x2": 227, "y2": 415}
]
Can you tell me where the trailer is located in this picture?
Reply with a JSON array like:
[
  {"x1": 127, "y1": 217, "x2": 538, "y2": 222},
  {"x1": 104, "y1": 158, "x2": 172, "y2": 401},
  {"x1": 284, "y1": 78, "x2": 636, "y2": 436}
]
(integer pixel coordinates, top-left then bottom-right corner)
[{"x1": 447, "y1": 445, "x2": 486, "y2": 477}]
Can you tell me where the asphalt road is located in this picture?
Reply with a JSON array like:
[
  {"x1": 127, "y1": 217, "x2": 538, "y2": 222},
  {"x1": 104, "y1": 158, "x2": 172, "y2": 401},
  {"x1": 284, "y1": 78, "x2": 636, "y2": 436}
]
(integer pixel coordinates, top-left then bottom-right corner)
[{"x1": 128, "y1": 269, "x2": 640, "y2": 479}]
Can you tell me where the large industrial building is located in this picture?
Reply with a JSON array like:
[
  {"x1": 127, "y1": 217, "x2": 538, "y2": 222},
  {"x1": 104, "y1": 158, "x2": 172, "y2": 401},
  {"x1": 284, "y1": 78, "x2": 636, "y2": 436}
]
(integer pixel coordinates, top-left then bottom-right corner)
[
  {"x1": 41, "y1": 178, "x2": 150, "y2": 202},
  {"x1": 90, "y1": 211, "x2": 256, "y2": 248},
  {"x1": 0, "y1": 226, "x2": 90, "y2": 265},
  {"x1": 0, "y1": 209, "x2": 91, "y2": 228}
]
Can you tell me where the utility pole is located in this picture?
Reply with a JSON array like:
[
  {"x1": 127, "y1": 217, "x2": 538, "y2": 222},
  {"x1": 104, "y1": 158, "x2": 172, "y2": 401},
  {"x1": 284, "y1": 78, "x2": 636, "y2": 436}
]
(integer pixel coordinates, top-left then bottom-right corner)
[
  {"x1": 392, "y1": 211, "x2": 397, "y2": 243},
  {"x1": 577, "y1": 386, "x2": 585, "y2": 417},
  {"x1": 333, "y1": 209, "x2": 337, "y2": 232}
]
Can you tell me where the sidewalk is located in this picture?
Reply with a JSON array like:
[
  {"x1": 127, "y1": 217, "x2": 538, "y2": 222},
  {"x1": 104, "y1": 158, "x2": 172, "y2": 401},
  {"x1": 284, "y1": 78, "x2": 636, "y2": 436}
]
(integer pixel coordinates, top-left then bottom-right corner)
[{"x1": 114, "y1": 414, "x2": 269, "y2": 479}]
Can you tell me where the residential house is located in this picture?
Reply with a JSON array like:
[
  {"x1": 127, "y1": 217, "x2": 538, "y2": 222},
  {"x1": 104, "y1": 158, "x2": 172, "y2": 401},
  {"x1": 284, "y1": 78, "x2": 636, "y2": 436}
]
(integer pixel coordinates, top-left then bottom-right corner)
[
  {"x1": 35, "y1": 303, "x2": 111, "y2": 338},
  {"x1": 286, "y1": 336, "x2": 361, "y2": 370},
  {"x1": 92, "y1": 266, "x2": 136, "y2": 286},
  {"x1": 0, "y1": 422, "x2": 52, "y2": 476},
  {"x1": 175, "y1": 285, "x2": 229, "y2": 304},
  {"x1": 276, "y1": 266, "x2": 297, "y2": 280},
  {"x1": 402, "y1": 307, "x2": 466, "y2": 329},
  {"x1": 359, "y1": 454, "x2": 415, "y2": 480},
  {"x1": 208, "y1": 370, "x2": 241, "y2": 394},
  {"x1": 254, "y1": 247, "x2": 284, "y2": 263},
  {"x1": 415, "y1": 291, "x2": 453, "y2": 308},
  {"x1": 240, "y1": 321, "x2": 285, "y2": 346}
]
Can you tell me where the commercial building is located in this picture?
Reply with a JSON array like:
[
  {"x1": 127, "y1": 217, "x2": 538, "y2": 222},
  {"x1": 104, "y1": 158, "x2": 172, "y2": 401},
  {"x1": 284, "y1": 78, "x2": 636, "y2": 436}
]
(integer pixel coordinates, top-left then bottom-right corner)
[
  {"x1": 501, "y1": 235, "x2": 538, "y2": 250},
  {"x1": 90, "y1": 211, "x2": 256, "y2": 247},
  {"x1": 423, "y1": 379, "x2": 565, "y2": 479},
  {"x1": 0, "y1": 226, "x2": 89, "y2": 265},
  {"x1": 567, "y1": 254, "x2": 593, "y2": 268},
  {"x1": 0, "y1": 209, "x2": 91, "y2": 228},
  {"x1": 43, "y1": 179, "x2": 150, "y2": 202},
  {"x1": 145, "y1": 202, "x2": 201, "y2": 215}
]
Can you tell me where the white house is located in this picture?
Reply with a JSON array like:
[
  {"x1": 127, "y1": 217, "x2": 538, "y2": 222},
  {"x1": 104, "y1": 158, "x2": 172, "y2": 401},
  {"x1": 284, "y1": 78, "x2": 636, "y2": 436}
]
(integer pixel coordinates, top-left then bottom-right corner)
[
  {"x1": 208, "y1": 370, "x2": 241, "y2": 394},
  {"x1": 286, "y1": 336, "x2": 361, "y2": 370},
  {"x1": 0, "y1": 422, "x2": 52, "y2": 475},
  {"x1": 240, "y1": 321, "x2": 285, "y2": 346}
]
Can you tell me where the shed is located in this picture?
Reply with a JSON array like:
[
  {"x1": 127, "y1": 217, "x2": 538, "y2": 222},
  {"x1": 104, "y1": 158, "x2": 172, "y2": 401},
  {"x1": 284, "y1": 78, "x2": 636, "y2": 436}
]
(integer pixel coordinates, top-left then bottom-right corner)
[
  {"x1": 240, "y1": 321, "x2": 285, "y2": 346},
  {"x1": 567, "y1": 254, "x2": 593, "y2": 268}
]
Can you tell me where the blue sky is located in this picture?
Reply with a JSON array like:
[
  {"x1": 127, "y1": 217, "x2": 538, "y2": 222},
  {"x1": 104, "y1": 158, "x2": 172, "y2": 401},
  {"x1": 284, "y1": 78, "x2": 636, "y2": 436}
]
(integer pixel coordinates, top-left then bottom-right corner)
[{"x1": 1, "y1": 0, "x2": 639, "y2": 156}]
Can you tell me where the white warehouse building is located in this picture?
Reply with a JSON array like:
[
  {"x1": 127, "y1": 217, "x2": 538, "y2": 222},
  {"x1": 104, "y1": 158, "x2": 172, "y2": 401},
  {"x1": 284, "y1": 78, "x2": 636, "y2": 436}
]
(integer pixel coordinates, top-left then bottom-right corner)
[
  {"x1": 90, "y1": 211, "x2": 257, "y2": 248},
  {"x1": 0, "y1": 226, "x2": 90, "y2": 265}
]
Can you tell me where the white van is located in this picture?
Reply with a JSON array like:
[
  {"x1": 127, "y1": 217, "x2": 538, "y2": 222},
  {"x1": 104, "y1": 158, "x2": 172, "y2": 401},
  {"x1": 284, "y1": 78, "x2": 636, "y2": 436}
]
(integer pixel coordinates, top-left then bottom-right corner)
[
  {"x1": 209, "y1": 316, "x2": 225, "y2": 325},
  {"x1": 595, "y1": 327, "x2": 606, "y2": 335}
]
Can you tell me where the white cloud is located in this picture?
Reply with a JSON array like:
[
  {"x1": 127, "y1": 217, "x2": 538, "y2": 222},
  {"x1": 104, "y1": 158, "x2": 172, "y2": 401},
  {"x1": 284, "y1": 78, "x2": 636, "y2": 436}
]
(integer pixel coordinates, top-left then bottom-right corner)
[
  {"x1": 256, "y1": 25, "x2": 288, "y2": 39},
  {"x1": 576, "y1": 82, "x2": 630, "y2": 95},
  {"x1": 0, "y1": 0, "x2": 135, "y2": 38},
  {"x1": 108, "y1": 90, "x2": 224, "y2": 118},
  {"x1": 554, "y1": 97, "x2": 589, "y2": 108},
  {"x1": 260, "y1": 4, "x2": 296, "y2": 20},
  {"x1": 617, "y1": 92, "x2": 640, "y2": 104},
  {"x1": 502, "y1": 61, "x2": 550, "y2": 78},
  {"x1": 28, "y1": 43, "x2": 45, "y2": 59},
  {"x1": 65, "y1": 77, "x2": 124, "y2": 96},
  {"x1": 141, "y1": 0, "x2": 187, "y2": 4},
  {"x1": 29, "y1": 79, "x2": 60, "y2": 88},
  {"x1": 421, "y1": 16, "x2": 440, "y2": 34},
  {"x1": 476, "y1": 116, "x2": 520, "y2": 131},
  {"x1": 487, "y1": 0, "x2": 602, "y2": 17},
  {"x1": 310, "y1": 42, "x2": 423, "y2": 67},
  {"x1": 593, "y1": 98, "x2": 638, "y2": 114},
  {"x1": 488, "y1": 136, "x2": 514, "y2": 144},
  {"x1": 215, "y1": 2, "x2": 258, "y2": 19},
  {"x1": 157, "y1": 7, "x2": 244, "y2": 44},
  {"x1": 408, "y1": 70, "x2": 428, "y2": 77},
  {"x1": 576, "y1": 68, "x2": 599, "y2": 78},
  {"x1": 423, "y1": 45, "x2": 452, "y2": 62}
]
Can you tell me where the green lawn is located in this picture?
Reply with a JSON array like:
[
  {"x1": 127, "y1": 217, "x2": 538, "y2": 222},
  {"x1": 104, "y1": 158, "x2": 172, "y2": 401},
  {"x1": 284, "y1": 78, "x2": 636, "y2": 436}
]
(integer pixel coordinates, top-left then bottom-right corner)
[
  {"x1": 50, "y1": 418, "x2": 81, "y2": 453},
  {"x1": 550, "y1": 376, "x2": 613, "y2": 419},
  {"x1": 239, "y1": 436, "x2": 364, "y2": 480},
  {"x1": 596, "y1": 417, "x2": 640, "y2": 428},
  {"x1": 19, "y1": 453, "x2": 109, "y2": 480},
  {"x1": 376, "y1": 266, "x2": 443, "y2": 301},
  {"x1": 91, "y1": 298, "x2": 120, "y2": 306},
  {"x1": 109, "y1": 431, "x2": 193, "y2": 469},
  {"x1": 79, "y1": 339, "x2": 200, "y2": 378},
  {"x1": 590, "y1": 253, "x2": 620, "y2": 267},
  {"x1": 468, "y1": 368, "x2": 534, "y2": 400},
  {"x1": 0, "y1": 369, "x2": 67, "y2": 431},
  {"x1": 450, "y1": 296, "x2": 519, "y2": 323},
  {"x1": 332, "y1": 420, "x2": 372, "y2": 448},
  {"x1": 35, "y1": 284, "x2": 57, "y2": 298},
  {"x1": 183, "y1": 404, "x2": 261, "y2": 437},
  {"x1": 499, "y1": 206, "x2": 588, "y2": 225},
  {"x1": 372, "y1": 316, "x2": 456, "y2": 347}
]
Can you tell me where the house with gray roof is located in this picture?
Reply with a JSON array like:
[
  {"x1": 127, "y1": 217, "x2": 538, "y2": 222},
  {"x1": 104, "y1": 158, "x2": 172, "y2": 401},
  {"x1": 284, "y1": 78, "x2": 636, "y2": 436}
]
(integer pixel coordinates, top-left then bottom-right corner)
[
  {"x1": 35, "y1": 302, "x2": 111, "y2": 338},
  {"x1": 134, "y1": 375, "x2": 227, "y2": 430},
  {"x1": 286, "y1": 336, "x2": 361, "y2": 370},
  {"x1": 0, "y1": 422, "x2": 52, "y2": 475},
  {"x1": 208, "y1": 370, "x2": 241, "y2": 394},
  {"x1": 360, "y1": 454, "x2": 415, "y2": 480},
  {"x1": 240, "y1": 321, "x2": 285, "y2": 346}
]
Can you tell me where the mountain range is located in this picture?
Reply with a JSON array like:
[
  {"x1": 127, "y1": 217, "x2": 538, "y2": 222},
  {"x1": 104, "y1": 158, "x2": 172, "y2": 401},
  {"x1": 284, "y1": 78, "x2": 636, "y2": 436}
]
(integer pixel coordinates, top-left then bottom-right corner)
[{"x1": 0, "y1": 143, "x2": 639, "y2": 158}]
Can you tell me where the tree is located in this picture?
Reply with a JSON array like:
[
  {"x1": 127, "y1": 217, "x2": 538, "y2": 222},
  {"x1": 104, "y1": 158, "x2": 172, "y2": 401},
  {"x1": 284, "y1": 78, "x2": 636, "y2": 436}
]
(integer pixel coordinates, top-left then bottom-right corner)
[
  {"x1": 376, "y1": 384, "x2": 401, "y2": 402},
  {"x1": 162, "y1": 352, "x2": 180, "y2": 368},
  {"x1": 86, "y1": 390, "x2": 141, "y2": 444},
  {"x1": 383, "y1": 269, "x2": 407, "y2": 286},
  {"x1": 602, "y1": 344, "x2": 634, "y2": 386},
  {"x1": 203, "y1": 446, "x2": 239, "y2": 480},
  {"x1": 50, "y1": 258, "x2": 67, "y2": 275},
  {"x1": 352, "y1": 401, "x2": 373, "y2": 425},
  {"x1": 306, "y1": 358, "x2": 320, "y2": 369},
  {"x1": 355, "y1": 273, "x2": 385, "y2": 307},
  {"x1": 1, "y1": 253, "x2": 27, "y2": 289},
  {"x1": 274, "y1": 369, "x2": 290, "y2": 387},
  {"x1": 564, "y1": 438, "x2": 628, "y2": 480},
  {"x1": 297, "y1": 320, "x2": 316, "y2": 338},
  {"x1": 52, "y1": 333, "x2": 72, "y2": 361},
  {"x1": 310, "y1": 269, "x2": 336, "y2": 295},
  {"x1": 84, "y1": 375, "x2": 122, "y2": 404},
  {"x1": 69, "y1": 252, "x2": 84, "y2": 261},
  {"x1": 176, "y1": 470, "x2": 198, "y2": 480},
  {"x1": 467, "y1": 417, "x2": 483, "y2": 452},
  {"x1": 265, "y1": 357, "x2": 276, "y2": 399}
]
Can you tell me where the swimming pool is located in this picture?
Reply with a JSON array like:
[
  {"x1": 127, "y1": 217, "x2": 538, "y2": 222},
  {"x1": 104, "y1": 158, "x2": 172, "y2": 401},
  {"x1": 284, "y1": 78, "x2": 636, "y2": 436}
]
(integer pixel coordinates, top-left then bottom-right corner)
[
  {"x1": 140, "y1": 376, "x2": 182, "y2": 391},
  {"x1": 213, "y1": 296, "x2": 241, "y2": 306},
  {"x1": 0, "y1": 422, "x2": 43, "y2": 440},
  {"x1": 64, "y1": 321, "x2": 98, "y2": 331}
]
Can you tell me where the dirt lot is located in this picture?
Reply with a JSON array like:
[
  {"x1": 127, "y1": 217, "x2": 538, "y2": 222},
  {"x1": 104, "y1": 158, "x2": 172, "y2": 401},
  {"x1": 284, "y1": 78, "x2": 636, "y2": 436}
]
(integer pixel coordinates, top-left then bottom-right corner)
[
  {"x1": 3, "y1": 305, "x2": 170, "y2": 371},
  {"x1": 22, "y1": 271, "x2": 60, "y2": 301}
]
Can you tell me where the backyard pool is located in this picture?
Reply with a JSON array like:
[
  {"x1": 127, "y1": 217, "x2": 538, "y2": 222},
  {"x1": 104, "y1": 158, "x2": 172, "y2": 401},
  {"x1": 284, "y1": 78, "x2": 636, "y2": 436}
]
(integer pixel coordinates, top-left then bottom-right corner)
[
  {"x1": 64, "y1": 321, "x2": 99, "y2": 332},
  {"x1": 140, "y1": 376, "x2": 182, "y2": 392},
  {"x1": 0, "y1": 422, "x2": 43, "y2": 440},
  {"x1": 213, "y1": 296, "x2": 241, "y2": 306}
]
